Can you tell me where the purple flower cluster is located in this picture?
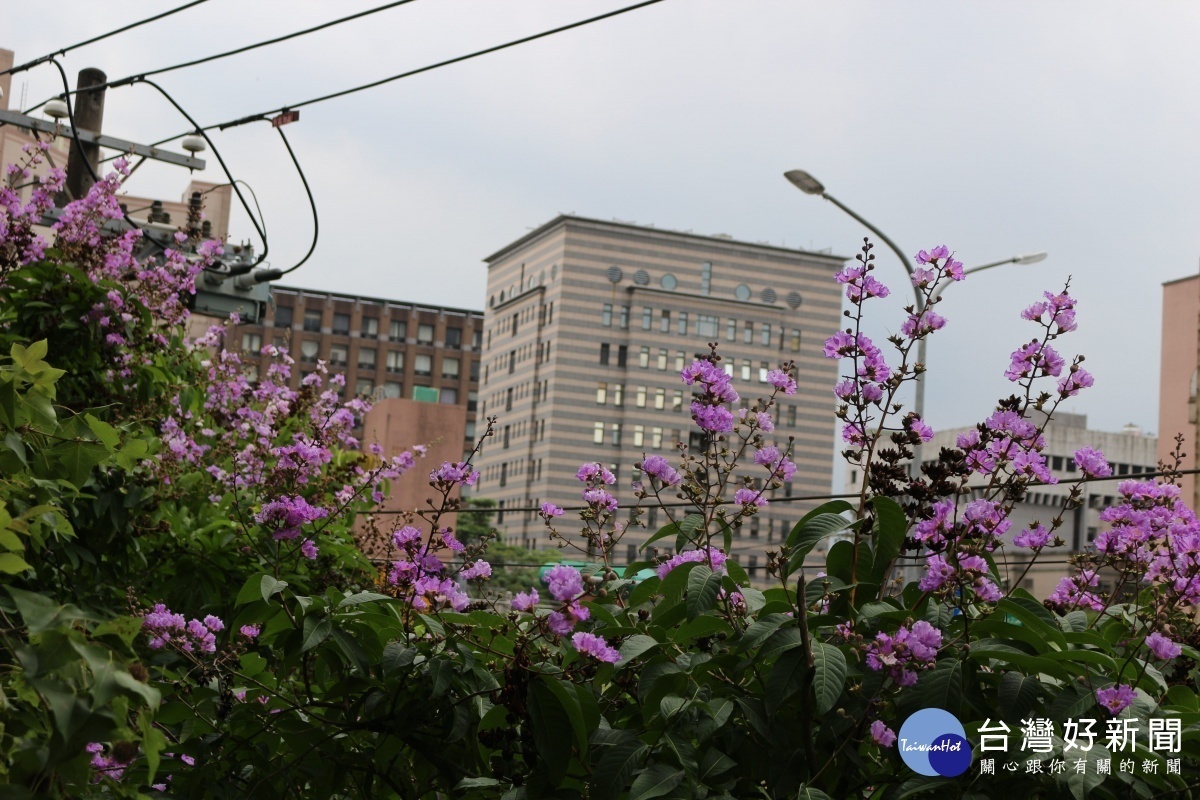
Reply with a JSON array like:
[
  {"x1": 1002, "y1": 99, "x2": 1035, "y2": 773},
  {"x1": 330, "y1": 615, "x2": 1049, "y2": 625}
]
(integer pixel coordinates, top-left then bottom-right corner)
[
  {"x1": 255, "y1": 495, "x2": 329, "y2": 541},
  {"x1": 641, "y1": 454, "x2": 682, "y2": 487},
  {"x1": 577, "y1": 462, "x2": 619, "y2": 513},
  {"x1": 863, "y1": 620, "x2": 942, "y2": 686},
  {"x1": 657, "y1": 546, "x2": 728, "y2": 579},
  {"x1": 143, "y1": 605, "x2": 224, "y2": 654},
  {"x1": 571, "y1": 631, "x2": 621, "y2": 663},
  {"x1": 752, "y1": 445, "x2": 797, "y2": 483},
  {"x1": 431, "y1": 460, "x2": 479, "y2": 488},
  {"x1": 1145, "y1": 632, "x2": 1182, "y2": 661},
  {"x1": 512, "y1": 588, "x2": 539, "y2": 612},
  {"x1": 682, "y1": 359, "x2": 738, "y2": 433},
  {"x1": 836, "y1": 264, "x2": 891, "y2": 303},
  {"x1": 86, "y1": 742, "x2": 137, "y2": 783},
  {"x1": 541, "y1": 564, "x2": 592, "y2": 635},
  {"x1": 1096, "y1": 684, "x2": 1136, "y2": 715},
  {"x1": 387, "y1": 524, "x2": 469, "y2": 613}
]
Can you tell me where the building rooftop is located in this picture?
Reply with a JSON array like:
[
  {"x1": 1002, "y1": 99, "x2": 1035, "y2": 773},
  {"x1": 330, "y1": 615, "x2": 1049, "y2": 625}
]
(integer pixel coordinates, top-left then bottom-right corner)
[
  {"x1": 272, "y1": 285, "x2": 482, "y2": 317},
  {"x1": 483, "y1": 214, "x2": 849, "y2": 265}
]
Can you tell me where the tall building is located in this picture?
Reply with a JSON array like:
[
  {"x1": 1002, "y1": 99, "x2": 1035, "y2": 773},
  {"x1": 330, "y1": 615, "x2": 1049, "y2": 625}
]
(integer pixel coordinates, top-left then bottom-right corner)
[
  {"x1": 1159, "y1": 273, "x2": 1198, "y2": 506},
  {"x1": 475, "y1": 215, "x2": 845, "y2": 578},
  {"x1": 921, "y1": 412, "x2": 1158, "y2": 599},
  {"x1": 228, "y1": 287, "x2": 484, "y2": 525}
]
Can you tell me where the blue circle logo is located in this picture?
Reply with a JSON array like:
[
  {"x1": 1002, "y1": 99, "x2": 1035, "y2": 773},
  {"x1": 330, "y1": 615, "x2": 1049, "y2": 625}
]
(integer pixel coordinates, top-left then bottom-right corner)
[{"x1": 897, "y1": 709, "x2": 971, "y2": 777}]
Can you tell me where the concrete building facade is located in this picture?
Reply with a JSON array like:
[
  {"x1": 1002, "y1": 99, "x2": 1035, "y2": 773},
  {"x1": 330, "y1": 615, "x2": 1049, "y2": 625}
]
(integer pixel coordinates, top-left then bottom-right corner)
[
  {"x1": 474, "y1": 215, "x2": 845, "y2": 578},
  {"x1": 922, "y1": 412, "x2": 1158, "y2": 599},
  {"x1": 1159, "y1": 274, "x2": 1198, "y2": 506}
]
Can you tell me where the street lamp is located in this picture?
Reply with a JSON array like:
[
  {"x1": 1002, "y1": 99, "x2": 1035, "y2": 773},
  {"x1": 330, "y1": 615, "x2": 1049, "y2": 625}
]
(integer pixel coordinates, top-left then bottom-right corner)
[{"x1": 782, "y1": 168, "x2": 1046, "y2": 429}]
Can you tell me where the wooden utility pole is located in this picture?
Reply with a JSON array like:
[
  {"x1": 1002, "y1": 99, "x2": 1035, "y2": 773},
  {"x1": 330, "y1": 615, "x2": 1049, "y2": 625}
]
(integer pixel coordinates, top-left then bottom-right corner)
[{"x1": 62, "y1": 67, "x2": 107, "y2": 201}]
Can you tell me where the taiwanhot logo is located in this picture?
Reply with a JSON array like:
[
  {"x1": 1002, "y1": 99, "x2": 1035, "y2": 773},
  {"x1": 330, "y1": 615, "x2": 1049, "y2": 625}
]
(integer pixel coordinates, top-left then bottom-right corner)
[{"x1": 897, "y1": 708, "x2": 972, "y2": 777}]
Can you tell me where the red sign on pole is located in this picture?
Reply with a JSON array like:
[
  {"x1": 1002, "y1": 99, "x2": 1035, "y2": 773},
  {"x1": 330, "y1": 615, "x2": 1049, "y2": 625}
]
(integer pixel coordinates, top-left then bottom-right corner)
[{"x1": 271, "y1": 110, "x2": 300, "y2": 128}]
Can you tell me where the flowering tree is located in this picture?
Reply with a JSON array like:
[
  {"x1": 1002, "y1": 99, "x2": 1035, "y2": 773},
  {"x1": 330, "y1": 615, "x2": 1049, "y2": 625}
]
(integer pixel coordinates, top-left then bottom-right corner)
[{"x1": 2, "y1": 150, "x2": 1199, "y2": 798}]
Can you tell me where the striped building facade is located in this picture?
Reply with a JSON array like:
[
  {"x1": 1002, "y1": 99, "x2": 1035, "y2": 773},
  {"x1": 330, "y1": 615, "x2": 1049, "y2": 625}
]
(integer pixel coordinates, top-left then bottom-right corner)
[{"x1": 474, "y1": 216, "x2": 844, "y2": 578}]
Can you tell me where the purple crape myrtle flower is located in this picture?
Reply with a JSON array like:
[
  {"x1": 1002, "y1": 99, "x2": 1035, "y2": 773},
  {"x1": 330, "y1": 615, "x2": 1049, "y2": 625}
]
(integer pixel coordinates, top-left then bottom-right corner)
[
  {"x1": 657, "y1": 547, "x2": 728, "y2": 579},
  {"x1": 547, "y1": 601, "x2": 590, "y2": 635},
  {"x1": 576, "y1": 462, "x2": 616, "y2": 484},
  {"x1": 255, "y1": 495, "x2": 329, "y2": 541},
  {"x1": 87, "y1": 742, "x2": 137, "y2": 783},
  {"x1": 864, "y1": 620, "x2": 942, "y2": 686},
  {"x1": 1022, "y1": 290, "x2": 1078, "y2": 333},
  {"x1": 734, "y1": 487, "x2": 767, "y2": 508},
  {"x1": 239, "y1": 624, "x2": 261, "y2": 639},
  {"x1": 511, "y1": 589, "x2": 539, "y2": 612},
  {"x1": 1058, "y1": 367, "x2": 1094, "y2": 398},
  {"x1": 461, "y1": 560, "x2": 492, "y2": 580},
  {"x1": 300, "y1": 539, "x2": 318, "y2": 560},
  {"x1": 766, "y1": 369, "x2": 797, "y2": 395},
  {"x1": 682, "y1": 358, "x2": 739, "y2": 433},
  {"x1": 571, "y1": 631, "x2": 621, "y2": 663},
  {"x1": 1145, "y1": 632, "x2": 1182, "y2": 661},
  {"x1": 1046, "y1": 570, "x2": 1105, "y2": 612},
  {"x1": 870, "y1": 720, "x2": 897, "y2": 748},
  {"x1": 1096, "y1": 684, "x2": 1137, "y2": 716},
  {"x1": 914, "y1": 245, "x2": 951, "y2": 266},
  {"x1": 962, "y1": 499, "x2": 1011, "y2": 549},
  {"x1": 1005, "y1": 340, "x2": 1065, "y2": 382},
  {"x1": 641, "y1": 454, "x2": 682, "y2": 487},
  {"x1": 913, "y1": 500, "x2": 955, "y2": 549},
  {"x1": 544, "y1": 564, "x2": 585, "y2": 602},
  {"x1": 900, "y1": 309, "x2": 946, "y2": 339},
  {"x1": 1012, "y1": 449, "x2": 1057, "y2": 484},
  {"x1": 143, "y1": 604, "x2": 223, "y2": 654},
  {"x1": 1074, "y1": 447, "x2": 1112, "y2": 478},
  {"x1": 430, "y1": 461, "x2": 479, "y2": 488},
  {"x1": 836, "y1": 264, "x2": 891, "y2": 303},
  {"x1": 1013, "y1": 523, "x2": 1053, "y2": 549},
  {"x1": 540, "y1": 502, "x2": 565, "y2": 517},
  {"x1": 907, "y1": 416, "x2": 934, "y2": 443}
]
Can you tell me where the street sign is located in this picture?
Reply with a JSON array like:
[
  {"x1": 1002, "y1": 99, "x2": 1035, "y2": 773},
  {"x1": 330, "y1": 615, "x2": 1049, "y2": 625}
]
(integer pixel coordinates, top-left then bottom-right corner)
[{"x1": 271, "y1": 110, "x2": 300, "y2": 128}]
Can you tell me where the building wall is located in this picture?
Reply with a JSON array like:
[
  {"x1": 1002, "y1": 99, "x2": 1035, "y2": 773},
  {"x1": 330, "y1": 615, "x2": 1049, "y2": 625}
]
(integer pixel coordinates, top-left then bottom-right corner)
[
  {"x1": 1160, "y1": 275, "x2": 1198, "y2": 505},
  {"x1": 922, "y1": 412, "x2": 1158, "y2": 600},
  {"x1": 475, "y1": 215, "x2": 845, "y2": 580}
]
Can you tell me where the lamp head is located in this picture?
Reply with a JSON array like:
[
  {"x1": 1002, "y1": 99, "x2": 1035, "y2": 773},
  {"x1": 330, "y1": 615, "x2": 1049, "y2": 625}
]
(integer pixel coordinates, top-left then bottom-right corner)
[
  {"x1": 1015, "y1": 252, "x2": 1048, "y2": 265},
  {"x1": 783, "y1": 169, "x2": 825, "y2": 196}
]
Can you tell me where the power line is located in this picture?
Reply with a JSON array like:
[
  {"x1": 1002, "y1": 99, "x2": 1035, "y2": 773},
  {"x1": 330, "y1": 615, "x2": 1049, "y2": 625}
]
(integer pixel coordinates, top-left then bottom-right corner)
[
  {"x1": 140, "y1": 0, "x2": 668, "y2": 148},
  {"x1": 2, "y1": 1, "x2": 209, "y2": 77},
  {"x1": 274, "y1": 127, "x2": 318, "y2": 275}
]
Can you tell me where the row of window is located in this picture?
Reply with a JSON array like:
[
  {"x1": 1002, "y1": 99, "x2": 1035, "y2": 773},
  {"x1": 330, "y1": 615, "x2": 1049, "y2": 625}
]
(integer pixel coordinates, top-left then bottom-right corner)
[
  {"x1": 597, "y1": 344, "x2": 795, "y2": 382},
  {"x1": 488, "y1": 302, "x2": 555, "y2": 346},
  {"x1": 273, "y1": 308, "x2": 478, "y2": 348},
  {"x1": 600, "y1": 305, "x2": 802, "y2": 351},
  {"x1": 488, "y1": 339, "x2": 552, "y2": 377}
]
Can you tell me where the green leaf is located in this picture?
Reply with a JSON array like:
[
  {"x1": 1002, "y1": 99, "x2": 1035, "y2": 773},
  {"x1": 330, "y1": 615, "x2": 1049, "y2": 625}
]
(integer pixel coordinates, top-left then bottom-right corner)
[
  {"x1": 0, "y1": 552, "x2": 31, "y2": 574},
  {"x1": 738, "y1": 613, "x2": 790, "y2": 653},
  {"x1": 641, "y1": 513, "x2": 703, "y2": 550},
  {"x1": 686, "y1": 565, "x2": 722, "y2": 620},
  {"x1": 50, "y1": 441, "x2": 110, "y2": 486},
  {"x1": 765, "y1": 647, "x2": 809, "y2": 715},
  {"x1": 260, "y1": 575, "x2": 289, "y2": 604},
  {"x1": 617, "y1": 634, "x2": 660, "y2": 667},
  {"x1": 336, "y1": 591, "x2": 392, "y2": 608},
  {"x1": 914, "y1": 659, "x2": 962, "y2": 713},
  {"x1": 527, "y1": 678, "x2": 572, "y2": 785},
  {"x1": 540, "y1": 675, "x2": 588, "y2": 757},
  {"x1": 996, "y1": 597, "x2": 1066, "y2": 651},
  {"x1": 300, "y1": 616, "x2": 331, "y2": 651},
  {"x1": 590, "y1": 740, "x2": 648, "y2": 800},
  {"x1": 795, "y1": 787, "x2": 835, "y2": 800},
  {"x1": 997, "y1": 672, "x2": 1041, "y2": 722},
  {"x1": 785, "y1": 510, "x2": 858, "y2": 576},
  {"x1": 84, "y1": 414, "x2": 120, "y2": 449},
  {"x1": 812, "y1": 642, "x2": 847, "y2": 714},
  {"x1": 698, "y1": 748, "x2": 737, "y2": 783},
  {"x1": 7, "y1": 587, "x2": 89, "y2": 633},
  {"x1": 869, "y1": 496, "x2": 906, "y2": 585},
  {"x1": 627, "y1": 763, "x2": 684, "y2": 800},
  {"x1": 382, "y1": 642, "x2": 418, "y2": 674}
]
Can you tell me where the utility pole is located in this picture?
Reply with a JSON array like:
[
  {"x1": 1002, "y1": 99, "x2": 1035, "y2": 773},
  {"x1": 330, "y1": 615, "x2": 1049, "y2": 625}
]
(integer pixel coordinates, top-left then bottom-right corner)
[{"x1": 62, "y1": 68, "x2": 107, "y2": 202}]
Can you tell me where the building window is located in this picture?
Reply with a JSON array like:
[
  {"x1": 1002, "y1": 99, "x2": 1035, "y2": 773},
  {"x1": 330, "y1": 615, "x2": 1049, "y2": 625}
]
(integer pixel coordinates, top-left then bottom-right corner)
[
  {"x1": 786, "y1": 405, "x2": 796, "y2": 427},
  {"x1": 355, "y1": 378, "x2": 374, "y2": 396},
  {"x1": 651, "y1": 427, "x2": 663, "y2": 449},
  {"x1": 613, "y1": 384, "x2": 624, "y2": 406},
  {"x1": 414, "y1": 354, "x2": 432, "y2": 376},
  {"x1": 677, "y1": 311, "x2": 688, "y2": 335},
  {"x1": 639, "y1": 347, "x2": 650, "y2": 369},
  {"x1": 390, "y1": 320, "x2": 407, "y2": 342},
  {"x1": 636, "y1": 386, "x2": 647, "y2": 408},
  {"x1": 274, "y1": 306, "x2": 293, "y2": 328},
  {"x1": 619, "y1": 305, "x2": 630, "y2": 329},
  {"x1": 761, "y1": 323, "x2": 771, "y2": 346},
  {"x1": 673, "y1": 390, "x2": 683, "y2": 412},
  {"x1": 602, "y1": 304, "x2": 613, "y2": 327},
  {"x1": 654, "y1": 388, "x2": 665, "y2": 410},
  {"x1": 332, "y1": 313, "x2": 351, "y2": 335},
  {"x1": 445, "y1": 327, "x2": 462, "y2": 349},
  {"x1": 642, "y1": 307, "x2": 653, "y2": 330},
  {"x1": 300, "y1": 340, "x2": 319, "y2": 362},
  {"x1": 611, "y1": 423, "x2": 621, "y2": 446},
  {"x1": 759, "y1": 361, "x2": 770, "y2": 382},
  {"x1": 358, "y1": 347, "x2": 376, "y2": 369},
  {"x1": 362, "y1": 317, "x2": 379, "y2": 339},
  {"x1": 697, "y1": 315, "x2": 718, "y2": 337},
  {"x1": 472, "y1": 328, "x2": 482, "y2": 349},
  {"x1": 634, "y1": 425, "x2": 645, "y2": 447},
  {"x1": 594, "y1": 422, "x2": 605, "y2": 444},
  {"x1": 726, "y1": 318, "x2": 736, "y2": 341},
  {"x1": 504, "y1": 425, "x2": 511, "y2": 449},
  {"x1": 499, "y1": 465, "x2": 507, "y2": 488},
  {"x1": 596, "y1": 383, "x2": 607, "y2": 405},
  {"x1": 657, "y1": 349, "x2": 668, "y2": 370},
  {"x1": 417, "y1": 324, "x2": 434, "y2": 345},
  {"x1": 600, "y1": 343, "x2": 610, "y2": 365},
  {"x1": 700, "y1": 262, "x2": 712, "y2": 295},
  {"x1": 383, "y1": 381, "x2": 402, "y2": 398},
  {"x1": 675, "y1": 351, "x2": 685, "y2": 372},
  {"x1": 442, "y1": 357, "x2": 460, "y2": 379},
  {"x1": 617, "y1": 345, "x2": 628, "y2": 367},
  {"x1": 660, "y1": 309, "x2": 671, "y2": 332},
  {"x1": 386, "y1": 350, "x2": 404, "y2": 372},
  {"x1": 329, "y1": 345, "x2": 348, "y2": 366},
  {"x1": 505, "y1": 387, "x2": 513, "y2": 411},
  {"x1": 741, "y1": 361, "x2": 751, "y2": 381},
  {"x1": 303, "y1": 310, "x2": 322, "y2": 332},
  {"x1": 743, "y1": 321, "x2": 753, "y2": 344},
  {"x1": 790, "y1": 329, "x2": 801, "y2": 352},
  {"x1": 468, "y1": 391, "x2": 478, "y2": 412},
  {"x1": 241, "y1": 333, "x2": 261, "y2": 352}
]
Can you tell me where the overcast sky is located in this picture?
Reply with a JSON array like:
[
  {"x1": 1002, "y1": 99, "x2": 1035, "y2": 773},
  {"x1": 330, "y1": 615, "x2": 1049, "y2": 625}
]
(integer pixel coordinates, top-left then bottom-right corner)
[{"x1": 5, "y1": 1, "x2": 1199, "y2": 438}]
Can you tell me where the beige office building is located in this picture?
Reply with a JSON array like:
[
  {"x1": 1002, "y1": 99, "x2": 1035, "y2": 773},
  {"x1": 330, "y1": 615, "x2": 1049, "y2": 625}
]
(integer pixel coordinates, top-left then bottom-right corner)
[
  {"x1": 474, "y1": 215, "x2": 844, "y2": 578},
  {"x1": 1160, "y1": 274, "x2": 1198, "y2": 506}
]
